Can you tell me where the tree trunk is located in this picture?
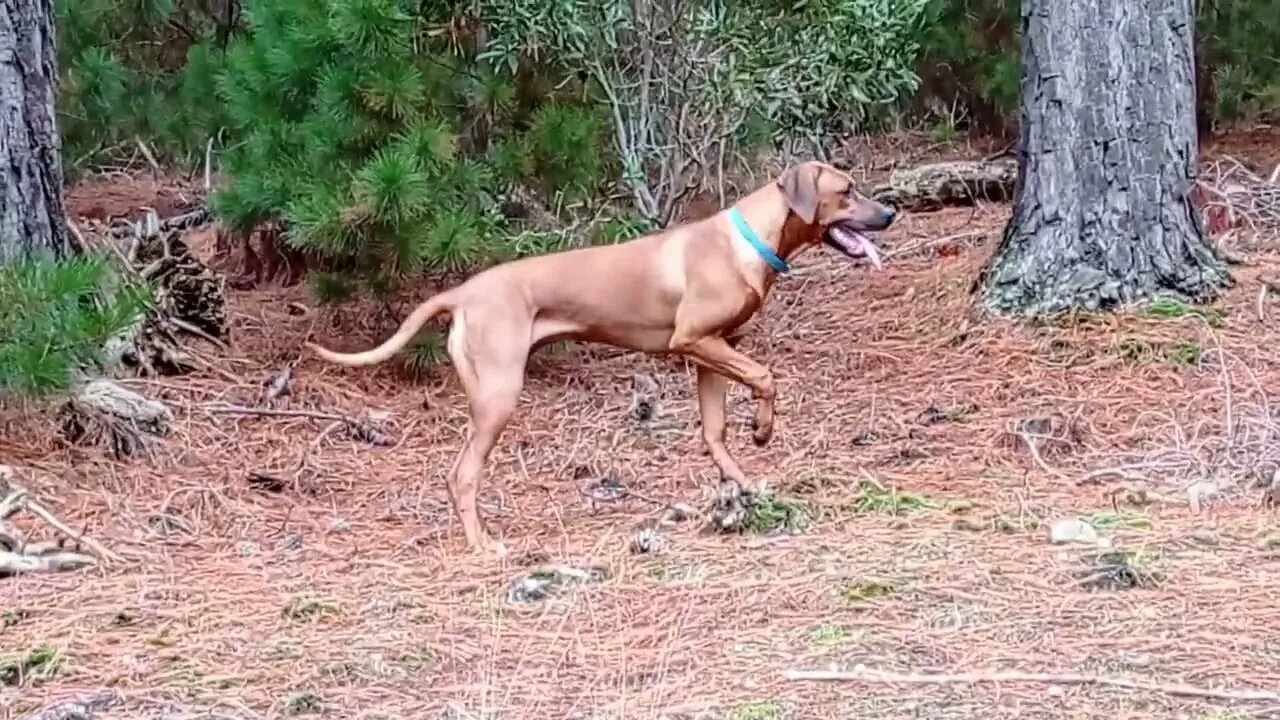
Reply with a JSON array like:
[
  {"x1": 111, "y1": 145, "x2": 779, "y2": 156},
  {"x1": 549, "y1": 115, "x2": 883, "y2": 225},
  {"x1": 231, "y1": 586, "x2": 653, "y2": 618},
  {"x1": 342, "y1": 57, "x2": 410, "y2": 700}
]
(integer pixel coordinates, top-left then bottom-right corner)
[
  {"x1": 978, "y1": 0, "x2": 1231, "y2": 314},
  {"x1": 0, "y1": 0, "x2": 69, "y2": 263}
]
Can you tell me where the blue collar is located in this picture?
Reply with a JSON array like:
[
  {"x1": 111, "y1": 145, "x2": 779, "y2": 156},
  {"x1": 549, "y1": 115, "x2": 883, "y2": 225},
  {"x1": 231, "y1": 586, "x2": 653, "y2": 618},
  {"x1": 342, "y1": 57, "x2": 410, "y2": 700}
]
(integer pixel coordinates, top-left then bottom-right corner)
[{"x1": 728, "y1": 207, "x2": 789, "y2": 274}]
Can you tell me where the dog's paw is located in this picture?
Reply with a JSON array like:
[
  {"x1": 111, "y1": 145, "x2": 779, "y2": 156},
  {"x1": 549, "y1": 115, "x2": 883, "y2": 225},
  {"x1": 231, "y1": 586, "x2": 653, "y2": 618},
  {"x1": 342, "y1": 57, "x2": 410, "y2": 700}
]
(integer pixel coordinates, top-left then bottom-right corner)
[
  {"x1": 470, "y1": 536, "x2": 509, "y2": 560},
  {"x1": 486, "y1": 540, "x2": 509, "y2": 559},
  {"x1": 752, "y1": 421, "x2": 774, "y2": 447}
]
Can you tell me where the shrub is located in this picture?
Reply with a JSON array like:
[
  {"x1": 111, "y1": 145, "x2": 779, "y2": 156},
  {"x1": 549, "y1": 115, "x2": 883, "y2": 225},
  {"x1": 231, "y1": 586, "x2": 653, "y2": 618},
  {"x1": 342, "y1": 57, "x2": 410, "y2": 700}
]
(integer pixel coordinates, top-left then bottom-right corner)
[
  {"x1": 210, "y1": 0, "x2": 612, "y2": 299},
  {"x1": 908, "y1": 0, "x2": 1280, "y2": 135},
  {"x1": 55, "y1": 0, "x2": 236, "y2": 174},
  {"x1": 481, "y1": 0, "x2": 932, "y2": 225},
  {"x1": 0, "y1": 255, "x2": 149, "y2": 399}
]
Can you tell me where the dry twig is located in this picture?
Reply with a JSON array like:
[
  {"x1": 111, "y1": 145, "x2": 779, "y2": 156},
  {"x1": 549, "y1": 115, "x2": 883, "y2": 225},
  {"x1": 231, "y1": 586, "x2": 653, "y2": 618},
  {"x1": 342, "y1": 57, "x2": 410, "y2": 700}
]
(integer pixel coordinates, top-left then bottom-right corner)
[
  {"x1": 199, "y1": 402, "x2": 393, "y2": 446},
  {"x1": 0, "y1": 465, "x2": 119, "y2": 574}
]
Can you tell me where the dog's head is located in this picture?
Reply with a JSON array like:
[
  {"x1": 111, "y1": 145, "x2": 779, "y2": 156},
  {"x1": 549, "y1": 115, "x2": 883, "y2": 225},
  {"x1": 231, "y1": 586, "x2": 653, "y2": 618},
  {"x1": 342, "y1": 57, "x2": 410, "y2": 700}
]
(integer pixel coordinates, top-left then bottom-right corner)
[{"x1": 776, "y1": 161, "x2": 896, "y2": 269}]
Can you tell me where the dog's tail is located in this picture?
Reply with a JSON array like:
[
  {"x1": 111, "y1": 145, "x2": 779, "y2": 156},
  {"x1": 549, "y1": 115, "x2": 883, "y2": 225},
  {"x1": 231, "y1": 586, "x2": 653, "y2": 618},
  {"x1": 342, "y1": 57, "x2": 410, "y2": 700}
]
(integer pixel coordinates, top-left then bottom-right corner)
[{"x1": 305, "y1": 291, "x2": 456, "y2": 367}]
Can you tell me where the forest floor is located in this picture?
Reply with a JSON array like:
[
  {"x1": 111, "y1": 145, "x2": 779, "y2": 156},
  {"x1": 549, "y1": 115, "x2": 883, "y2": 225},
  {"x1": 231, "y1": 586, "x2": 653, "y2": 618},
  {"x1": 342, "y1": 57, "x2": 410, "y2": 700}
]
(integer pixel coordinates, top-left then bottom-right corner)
[{"x1": 4, "y1": 128, "x2": 1280, "y2": 720}]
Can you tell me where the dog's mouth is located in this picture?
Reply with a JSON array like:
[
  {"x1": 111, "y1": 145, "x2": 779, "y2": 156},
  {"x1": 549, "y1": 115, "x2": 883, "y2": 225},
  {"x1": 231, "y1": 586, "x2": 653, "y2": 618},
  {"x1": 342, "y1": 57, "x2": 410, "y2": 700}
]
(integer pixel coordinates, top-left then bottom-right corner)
[{"x1": 824, "y1": 221, "x2": 884, "y2": 270}]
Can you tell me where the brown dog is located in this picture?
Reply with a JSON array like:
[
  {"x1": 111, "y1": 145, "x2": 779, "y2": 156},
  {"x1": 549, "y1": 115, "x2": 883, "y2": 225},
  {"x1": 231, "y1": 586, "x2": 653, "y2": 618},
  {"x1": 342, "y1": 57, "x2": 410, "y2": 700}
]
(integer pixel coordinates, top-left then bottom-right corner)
[{"x1": 307, "y1": 161, "x2": 896, "y2": 555}]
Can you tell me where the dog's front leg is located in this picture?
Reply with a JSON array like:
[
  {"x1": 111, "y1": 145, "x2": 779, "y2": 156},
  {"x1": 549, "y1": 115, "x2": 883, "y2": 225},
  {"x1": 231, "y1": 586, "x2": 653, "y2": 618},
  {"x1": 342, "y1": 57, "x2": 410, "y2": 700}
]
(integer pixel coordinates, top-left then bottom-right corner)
[
  {"x1": 676, "y1": 336, "x2": 776, "y2": 446},
  {"x1": 696, "y1": 366, "x2": 750, "y2": 482}
]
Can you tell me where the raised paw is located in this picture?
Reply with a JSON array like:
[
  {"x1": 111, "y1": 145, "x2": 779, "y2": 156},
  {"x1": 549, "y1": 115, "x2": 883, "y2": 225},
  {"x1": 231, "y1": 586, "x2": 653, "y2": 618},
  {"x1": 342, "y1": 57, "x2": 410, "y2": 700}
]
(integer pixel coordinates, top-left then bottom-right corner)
[{"x1": 751, "y1": 416, "x2": 774, "y2": 446}]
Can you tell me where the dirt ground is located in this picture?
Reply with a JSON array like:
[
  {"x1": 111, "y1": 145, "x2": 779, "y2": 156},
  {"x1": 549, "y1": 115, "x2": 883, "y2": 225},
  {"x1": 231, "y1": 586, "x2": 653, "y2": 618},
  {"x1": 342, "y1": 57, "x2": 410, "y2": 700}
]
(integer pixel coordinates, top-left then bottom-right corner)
[{"x1": 5, "y1": 130, "x2": 1280, "y2": 720}]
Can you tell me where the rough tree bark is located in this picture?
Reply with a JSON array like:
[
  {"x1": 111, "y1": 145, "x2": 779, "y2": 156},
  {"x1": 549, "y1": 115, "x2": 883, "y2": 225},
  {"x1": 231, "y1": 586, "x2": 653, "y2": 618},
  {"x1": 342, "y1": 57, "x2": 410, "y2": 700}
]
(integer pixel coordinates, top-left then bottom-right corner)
[
  {"x1": 0, "y1": 0, "x2": 69, "y2": 262},
  {"x1": 978, "y1": 0, "x2": 1231, "y2": 314}
]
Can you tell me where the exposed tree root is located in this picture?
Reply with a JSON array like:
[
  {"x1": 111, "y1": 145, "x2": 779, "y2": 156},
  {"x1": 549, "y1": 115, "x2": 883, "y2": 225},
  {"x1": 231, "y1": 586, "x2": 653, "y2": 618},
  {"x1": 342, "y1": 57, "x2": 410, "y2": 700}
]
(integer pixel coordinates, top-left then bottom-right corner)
[{"x1": 57, "y1": 380, "x2": 173, "y2": 459}]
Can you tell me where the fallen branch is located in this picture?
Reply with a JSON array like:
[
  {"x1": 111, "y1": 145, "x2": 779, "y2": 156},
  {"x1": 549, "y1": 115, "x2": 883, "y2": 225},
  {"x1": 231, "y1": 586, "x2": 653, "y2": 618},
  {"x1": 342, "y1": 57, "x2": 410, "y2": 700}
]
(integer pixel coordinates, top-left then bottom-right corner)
[
  {"x1": 884, "y1": 231, "x2": 987, "y2": 261},
  {"x1": 0, "y1": 465, "x2": 120, "y2": 575},
  {"x1": 199, "y1": 403, "x2": 393, "y2": 446},
  {"x1": 1196, "y1": 156, "x2": 1280, "y2": 234},
  {"x1": 0, "y1": 549, "x2": 98, "y2": 575},
  {"x1": 784, "y1": 667, "x2": 1280, "y2": 703},
  {"x1": 169, "y1": 316, "x2": 229, "y2": 351},
  {"x1": 869, "y1": 159, "x2": 1017, "y2": 213},
  {"x1": 20, "y1": 691, "x2": 121, "y2": 720}
]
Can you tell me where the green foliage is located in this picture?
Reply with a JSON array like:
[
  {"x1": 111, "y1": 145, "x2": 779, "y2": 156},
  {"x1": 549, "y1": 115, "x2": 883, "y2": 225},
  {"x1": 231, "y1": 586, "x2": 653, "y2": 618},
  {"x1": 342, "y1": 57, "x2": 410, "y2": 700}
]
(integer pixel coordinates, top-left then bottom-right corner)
[
  {"x1": 1144, "y1": 295, "x2": 1227, "y2": 328},
  {"x1": 481, "y1": 0, "x2": 930, "y2": 224},
  {"x1": 210, "y1": 0, "x2": 612, "y2": 296},
  {"x1": 402, "y1": 332, "x2": 447, "y2": 375},
  {"x1": 912, "y1": 0, "x2": 1020, "y2": 134},
  {"x1": 736, "y1": 0, "x2": 933, "y2": 139},
  {"x1": 525, "y1": 104, "x2": 609, "y2": 199},
  {"x1": 0, "y1": 254, "x2": 149, "y2": 399},
  {"x1": 0, "y1": 645, "x2": 64, "y2": 686},
  {"x1": 743, "y1": 493, "x2": 815, "y2": 534},
  {"x1": 55, "y1": 0, "x2": 236, "y2": 174},
  {"x1": 910, "y1": 0, "x2": 1280, "y2": 134},
  {"x1": 592, "y1": 214, "x2": 654, "y2": 245},
  {"x1": 1201, "y1": 0, "x2": 1280, "y2": 124}
]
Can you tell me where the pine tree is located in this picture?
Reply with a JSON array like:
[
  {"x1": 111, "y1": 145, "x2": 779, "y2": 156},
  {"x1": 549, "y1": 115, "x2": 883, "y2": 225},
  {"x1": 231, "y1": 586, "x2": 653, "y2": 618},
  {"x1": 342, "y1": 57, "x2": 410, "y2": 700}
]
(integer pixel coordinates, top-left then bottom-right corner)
[
  {"x1": 55, "y1": 0, "x2": 236, "y2": 173},
  {"x1": 2, "y1": 0, "x2": 149, "y2": 400},
  {"x1": 0, "y1": 256, "x2": 149, "y2": 398},
  {"x1": 211, "y1": 0, "x2": 612, "y2": 301}
]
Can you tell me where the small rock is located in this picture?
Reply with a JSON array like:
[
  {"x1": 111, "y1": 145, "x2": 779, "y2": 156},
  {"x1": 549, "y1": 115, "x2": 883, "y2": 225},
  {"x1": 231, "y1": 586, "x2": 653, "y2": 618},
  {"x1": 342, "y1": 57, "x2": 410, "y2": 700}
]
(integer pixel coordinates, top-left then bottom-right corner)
[
  {"x1": 659, "y1": 502, "x2": 697, "y2": 525},
  {"x1": 851, "y1": 429, "x2": 878, "y2": 446},
  {"x1": 327, "y1": 517, "x2": 351, "y2": 534},
  {"x1": 1124, "y1": 653, "x2": 1155, "y2": 669},
  {"x1": 262, "y1": 366, "x2": 293, "y2": 402},
  {"x1": 630, "y1": 527, "x2": 667, "y2": 555},
  {"x1": 277, "y1": 532, "x2": 303, "y2": 551},
  {"x1": 584, "y1": 475, "x2": 628, "y2": 504},
  {"x1": 176, "y1": 451, "x2": 205, "y2": 468},
  {"x1": 236, "y1": 540, "x2": 259, "y2": 556},
  {"x1": 507, "y1": 564, "x2": 608, "y2": 604},
  {"x1": 22, "y1": 691, "x2": 121, "y2": 720},
  {"x1": 1048, "y1": 518, "x2": 1099, "y2": 545},
  {"x1": 1016, "y1": 417, "x2": 1053, "y2": 435},
  {"x1": 1186, "y1": 480, "x2": 1222, "y2": 512}
]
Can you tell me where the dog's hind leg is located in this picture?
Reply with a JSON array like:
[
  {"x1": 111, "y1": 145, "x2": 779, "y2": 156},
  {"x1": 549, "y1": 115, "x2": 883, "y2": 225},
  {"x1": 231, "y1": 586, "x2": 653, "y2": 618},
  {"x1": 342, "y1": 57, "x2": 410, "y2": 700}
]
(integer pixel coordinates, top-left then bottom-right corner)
[
  {"x1": 444, "y1": 311, "x2": 528, "y2": 557},
  {"x1": 696, "y1": 366, "x2": 747, "y2": 483}
]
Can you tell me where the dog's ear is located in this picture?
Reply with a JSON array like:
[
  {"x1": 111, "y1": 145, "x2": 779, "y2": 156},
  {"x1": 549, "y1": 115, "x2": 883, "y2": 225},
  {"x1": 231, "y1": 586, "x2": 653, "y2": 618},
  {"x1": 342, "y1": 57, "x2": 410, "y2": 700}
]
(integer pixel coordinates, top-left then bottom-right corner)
[{"x1": 776, "y1": 163, "x2": 821, "y2": 224}]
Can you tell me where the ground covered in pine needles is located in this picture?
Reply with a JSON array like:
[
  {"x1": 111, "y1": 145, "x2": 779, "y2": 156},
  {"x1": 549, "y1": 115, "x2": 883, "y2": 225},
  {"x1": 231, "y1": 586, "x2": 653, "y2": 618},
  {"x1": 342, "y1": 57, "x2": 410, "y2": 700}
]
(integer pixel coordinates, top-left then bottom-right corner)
[{"x1": 5, "y1": 131, "x2": 1280, "y2": 720}]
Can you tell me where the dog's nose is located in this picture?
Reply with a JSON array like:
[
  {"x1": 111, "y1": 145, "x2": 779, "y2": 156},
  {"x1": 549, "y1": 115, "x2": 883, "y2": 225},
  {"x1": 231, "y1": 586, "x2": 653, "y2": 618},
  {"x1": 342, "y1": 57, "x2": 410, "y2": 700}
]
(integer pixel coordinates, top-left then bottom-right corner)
[{"x1": 880, "y1": 206, "x2": 897, "y2": 226}]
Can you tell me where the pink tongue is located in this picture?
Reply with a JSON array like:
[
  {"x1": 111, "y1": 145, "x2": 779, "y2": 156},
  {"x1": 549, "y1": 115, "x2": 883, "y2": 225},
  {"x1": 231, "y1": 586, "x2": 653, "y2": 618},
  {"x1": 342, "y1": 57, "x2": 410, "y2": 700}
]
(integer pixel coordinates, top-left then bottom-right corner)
[
  {"x1": 859, "y1": 234, "x2": 883, "y2": 270},
  {"x1": 834, "y1": 227, "x2": 883, "y2": 270}
]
